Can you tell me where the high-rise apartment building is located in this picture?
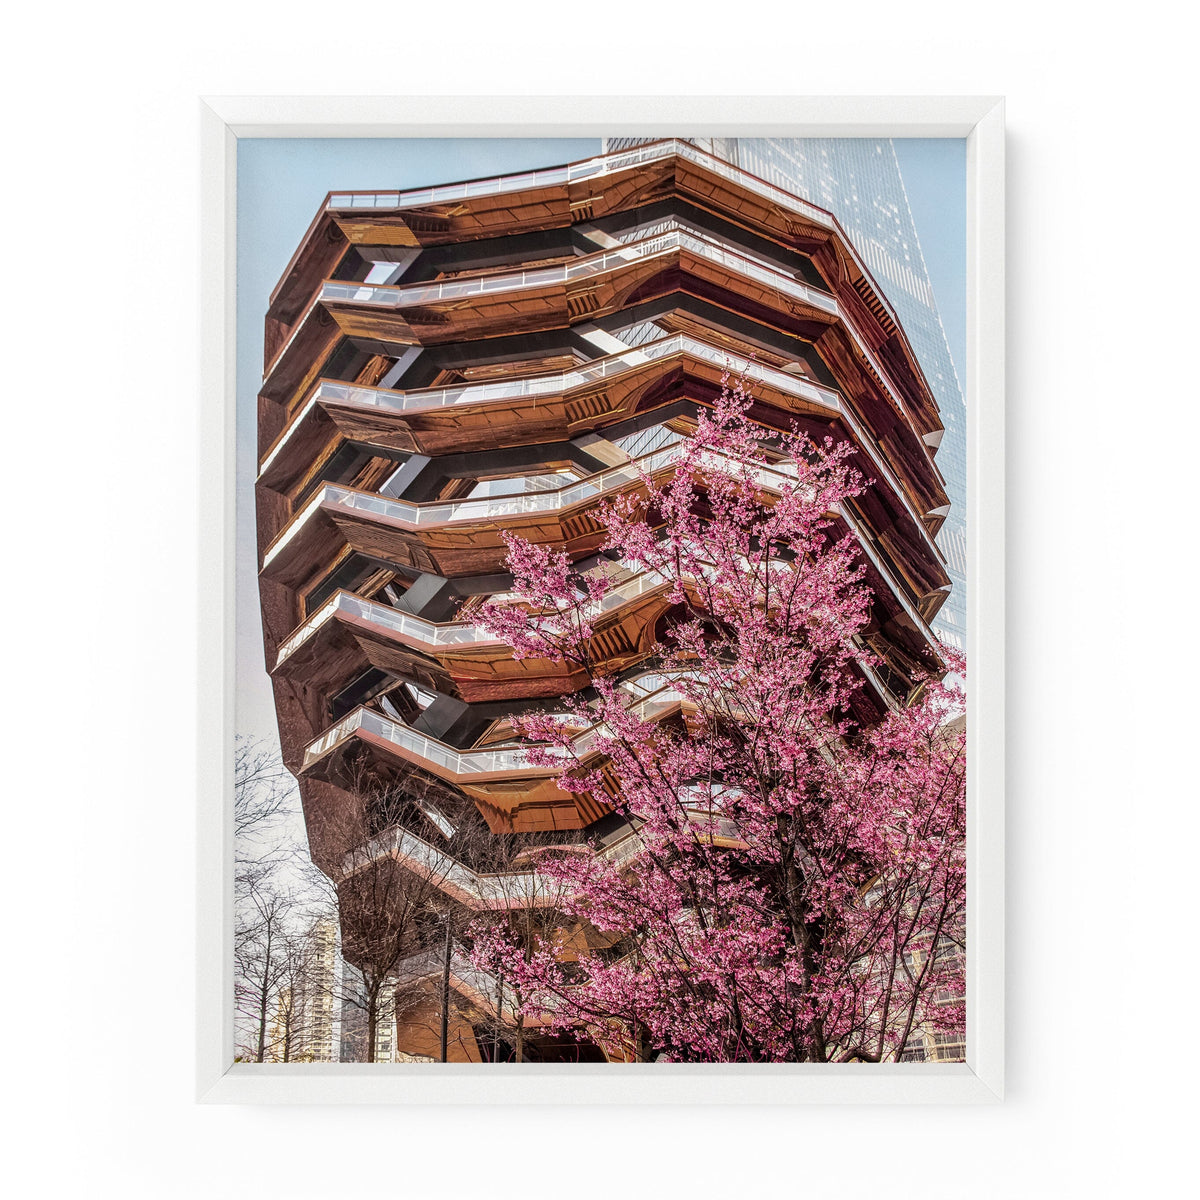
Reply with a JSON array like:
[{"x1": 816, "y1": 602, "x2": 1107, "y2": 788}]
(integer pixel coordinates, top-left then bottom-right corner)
[
  {"x1": 261, "y1": 915, "x2": 342, "y2": 1063},
  {"x1": 607, "y1": 138, "x2": 967, "y2": 652},
  {"x1": 294, "y1": 916, "x2": 342, "y2": 1062},
  {"x1": 256, "y1": 140, "x2": 954, "y2": 1060}
]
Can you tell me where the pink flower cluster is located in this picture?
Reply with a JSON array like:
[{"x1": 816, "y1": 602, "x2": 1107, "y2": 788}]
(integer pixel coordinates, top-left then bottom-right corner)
[{"x1": 470, "y1": 377, "x2": 966, "y2": 1063}]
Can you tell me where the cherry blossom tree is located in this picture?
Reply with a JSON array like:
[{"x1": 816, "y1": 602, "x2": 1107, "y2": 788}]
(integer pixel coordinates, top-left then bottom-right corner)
[{"x1": 469, "y1": 378, "x2": 966, "y2": 1063}]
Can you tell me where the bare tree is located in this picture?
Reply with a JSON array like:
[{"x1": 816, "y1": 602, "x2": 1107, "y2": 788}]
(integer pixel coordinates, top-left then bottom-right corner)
[
  {"x1": 238, "y1": 738, "x2": 590, "y2": 1064},
  {"x1": 234, "y1": 735, "x2": 294, "y2": 843},
  {"x1": 317, "y1": 769, "x2": 471, "y2": 1063},
  {"x1": 316, "y1": 761, "x2": 586, "y2": 1063},
  {"x1": 465, "y1": 832, "x2": 603, "y2": 1062},
  {"x1": 233, "y1": 737, "x2": 336, "y2": 1061},
  {"x1": 234, "y1": 871, "x2": 302, "y2": 1062},
  {"x1": 260, "y1": 915, "x2": 342, "y2": 1062}
]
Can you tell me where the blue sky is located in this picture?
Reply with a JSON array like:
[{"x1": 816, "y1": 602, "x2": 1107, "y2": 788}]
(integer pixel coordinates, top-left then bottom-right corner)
[
  {"x1": 893, "y1": 139, "x2": 966, "y2": 381},
  {"x1": 236, "y1": 137, "x2": 966, "y2": 745},
  {"x1": 236, "y1": 139, "x2": 598, "y2": 743}
]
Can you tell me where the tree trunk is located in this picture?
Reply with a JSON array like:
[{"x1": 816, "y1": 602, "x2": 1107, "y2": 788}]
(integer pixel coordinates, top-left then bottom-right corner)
[
  {"x1": 439, "y1": 916, "x2": 452, "y2": 1063},
  {"x1": 492, "y1": 966, "x2": 504, "y2": 1063},
  {"x1": 255, "y1": 985, "x2": 268, "y2": 1063},
  {"x1": 255, "y1": 935, "x2": 272, "y2": 1063},
  {"x1": 366, "y1": 993, "x2": 377, "y2": 1064},
  {"x1": 633, "y1": 1021, "x2": 653, "y2": 1063}
]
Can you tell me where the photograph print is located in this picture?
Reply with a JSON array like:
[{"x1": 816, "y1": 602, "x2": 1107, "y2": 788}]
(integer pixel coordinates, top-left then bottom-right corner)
[{"x1": 234, "y1": 135, "x2": 969, "y2": 1066}]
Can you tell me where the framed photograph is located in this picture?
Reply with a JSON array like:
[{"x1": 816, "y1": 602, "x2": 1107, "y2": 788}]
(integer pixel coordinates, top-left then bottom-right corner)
[{"x1": 198, "y1": 96, "x2": 1004, "y2": 1104}]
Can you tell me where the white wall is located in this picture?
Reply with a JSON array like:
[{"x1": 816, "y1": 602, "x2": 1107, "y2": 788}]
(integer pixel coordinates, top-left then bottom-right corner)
[{"x1": 3, "y1": 3, "x2": 1192, "y2": 1197}]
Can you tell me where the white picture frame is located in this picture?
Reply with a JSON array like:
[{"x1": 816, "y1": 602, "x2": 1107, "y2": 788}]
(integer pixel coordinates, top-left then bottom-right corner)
[{"x1": 198, "y1": 95, "x2": 1005, "y2": 1104}]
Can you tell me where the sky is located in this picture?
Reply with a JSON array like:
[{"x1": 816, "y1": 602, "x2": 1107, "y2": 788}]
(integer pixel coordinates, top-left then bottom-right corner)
[
  {"x1": 892, "y1": 139, "x2": 966, "y2": 381},
  {"x1": 235, "y1": 139, "x2": 598, "y2": 747},
  {"x1": 235, "y1": 137, "x2": 966, "y2": 751}
]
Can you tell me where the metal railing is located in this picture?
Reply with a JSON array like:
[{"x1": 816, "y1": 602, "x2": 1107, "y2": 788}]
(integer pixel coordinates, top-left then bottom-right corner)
[
  {"x1": 304, "y1": 140, "x2": 928, "y2": 435},
  {"x1": 340, "y1": 822, "x2": 565, "y2": 917},
  {"x1": 318, "y1": 226, "x2": 839, "y2": 317},
  {"x1": 324, "y1": 139, "x2": 832, "y2": 232},
  {"x1": 274, "y1": 463, "x2": 945, "y2": 676},
  {"x1": 257, "y1": 330, "x2": 841, "y2": 482},
  {"x1": 262, "y1": 429, "x2": 803, "y2": 571},
  {"x1": 302, "y1": 673, "x2": 689, "y2": 774},
  {"x1": 274, "y1": 560, "x2": 673, "y2": 668},
  {"x1": 255, "y1": 331, "x2": 941, "y2": 573},
  {"x1": 338, "y1": 792, "x2": 742, "y2": 909},
  {"x1": 320, "y1": 137, "x2": 911, "y2": 345}
]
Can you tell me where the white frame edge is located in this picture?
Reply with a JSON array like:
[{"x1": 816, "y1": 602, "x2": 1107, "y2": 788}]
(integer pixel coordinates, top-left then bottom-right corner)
[{"x1": 197, "y1": 95, "x2": 1005, "y2": 1105}]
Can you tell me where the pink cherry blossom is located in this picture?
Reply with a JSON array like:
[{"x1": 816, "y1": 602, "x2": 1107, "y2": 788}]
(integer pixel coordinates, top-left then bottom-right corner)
[{"x1": 470, "y1": 377, "x2": 966, "y2": 1063}]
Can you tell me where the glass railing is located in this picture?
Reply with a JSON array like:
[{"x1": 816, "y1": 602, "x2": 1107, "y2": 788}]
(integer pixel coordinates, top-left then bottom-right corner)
[
  {"x1": 268, "y1": 441, "x2": 940, "y2": 666},
  {"x1": 320, "y1": 137, "x2": 906, "y2": 338},
  {"x1": 264, "y1": 449, "x2": 676, "y2": 572},
  {"x1": 607, "y1": 213, "x2": 819, "y2": 294},
  {"x1": 325, "y1": 141, "x2": 683, "y2": 211},
  {"x1": 327, "y1": 156, "x2": 596, "y2": 210},
  {"x1": 341, "y1": 823, "x2": 572, "y2": 913},
  {"x1": 302, "y1": 673, "x2": 690, "y2": 774},
  {"x1": 275, "y1": 590, "x2": 495, "y2": 666},
  {"x1": 258, "y1": 329, "x2": 844, "y2": 485},
  {"x1": 390, "y1": 441, "x2": 679, "y2": 524},
  {"x1": 324, "y1": 139, "x2": 833, "y2": 233},
  {"x1": 275, "y1": 565, "x2": 674, "y2": 669},
  {"x1": 318, "y1": 226, "x2": 839, "y2": 317},
  {"x1": 683, "y1": 812, "x2": 744, "y2": 844},
  {"x1": 256, "y1": 331, "x2": 841, "y2": 482},
  {"x1": 312, "y1": 140, "x2": 914, "y2": 411},
  {"x1": 467, "y1": 471, "x2": 578, "y2": 498},
  {"x1": 267, "y1": 429, "x2": 940, "y2": 628},
  {"x1": 304, "y1": 331, "x2": 840, "y2": 417},
  {"x1": 257, "y1": 332, "x2": 948, "y2": 562},
  {"x1": 262, "y1": 434, "x2": 802, "y2": 573},
  {"x1": 343, "y1": 817, "x2": 650, "y2": 912},
  {"x1": 317, "y1": 232, "x2": 671, "y2": 307},
  {"x1": 333, "y1": 759, "x2": 745, "y2": 899},
  {"x1": 343, "y1": 813, "x2": 740, "y2": 922}
]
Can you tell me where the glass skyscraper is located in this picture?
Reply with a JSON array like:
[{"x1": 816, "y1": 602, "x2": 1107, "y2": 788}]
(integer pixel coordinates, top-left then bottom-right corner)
[{"x1": 606, "y1": 138, "x2": 968, "y2": 653}]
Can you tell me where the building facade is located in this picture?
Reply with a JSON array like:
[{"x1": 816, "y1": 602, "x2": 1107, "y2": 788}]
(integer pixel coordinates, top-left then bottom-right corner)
[
  {"x1": 606, "y1": 138, "x2": 966, "y2": 652},
  {"x1": 294, "y1": 916, "x2": 342, "y2": 1062},
  {"x1": 261, "y1": 916, "x2": 342, "y2": 1063},
  {"x1": 256, "y1": 140, "x2": 955, "y2": 1060}
]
